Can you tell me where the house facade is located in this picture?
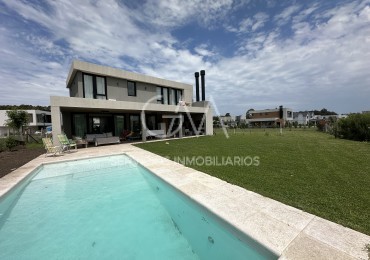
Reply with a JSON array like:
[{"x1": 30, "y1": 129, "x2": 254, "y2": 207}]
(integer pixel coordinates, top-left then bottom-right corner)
[
  {"x1": 246, "y1": 106, "x2": 293, "y2": 127},
  {"x1": 0, "y1": 110, "x2": 51, "y2": 136},
  {"x1": 51, "y1": 60, "x2": 213, "y2": 143},
  {"x1": 293, "y1": 111, "x2": 315, "y2": 125}
]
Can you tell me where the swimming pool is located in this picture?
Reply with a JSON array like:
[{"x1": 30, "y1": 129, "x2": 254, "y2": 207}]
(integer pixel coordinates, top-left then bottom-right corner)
[{"x1": 0, "y1": 154, "x2": 277, "y2": 259}]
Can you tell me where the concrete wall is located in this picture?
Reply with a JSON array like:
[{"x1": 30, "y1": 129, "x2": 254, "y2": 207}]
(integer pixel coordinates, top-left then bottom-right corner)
[
  {"x1": 67, "y1": 60, "x2": 193, "y2": 104},
  {"x1": 106, "y1": 77, "x2": 157, "y2": 103},
  {"x1": 71, "y1": 73, "x2": 189, "y2": 104},
  {"x1": 69, "y1": 72, "x2": 82, "y2": 97}
]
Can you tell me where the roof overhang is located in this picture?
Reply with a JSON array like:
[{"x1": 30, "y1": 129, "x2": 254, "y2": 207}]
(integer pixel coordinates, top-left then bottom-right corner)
[{"x1": 66, "y1": 60, "x2": 192, "y2": 91}]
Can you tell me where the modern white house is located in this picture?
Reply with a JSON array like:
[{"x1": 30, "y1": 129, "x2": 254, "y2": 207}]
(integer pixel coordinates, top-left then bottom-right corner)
[
  {"x1": 293, "y1": 111, "x2": 316, "y2": 125},
  {"x1": 51, "y1": 60, "x2": 213, "y2": 144},
  {"x1": 246, "y1": 106, "x2": 293, "y2": 127},
  {"x1": 0, "y1": 110, "x2": 51, "y2": 136}
]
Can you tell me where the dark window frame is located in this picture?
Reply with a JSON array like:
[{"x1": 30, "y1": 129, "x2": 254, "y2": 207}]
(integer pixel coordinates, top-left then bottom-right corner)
[
  {"x1": 82, "y1": 73, "x2": 107, "y2": 100},
  {"x1": 156, "y1": 86, "x2": 163, "y2": 104},
  {"x1": 157, "y1": 86, "x2": 182, "y2": 105},
  {"x1": 127, "y1": 81, "x2": 137, "y2": 96}
]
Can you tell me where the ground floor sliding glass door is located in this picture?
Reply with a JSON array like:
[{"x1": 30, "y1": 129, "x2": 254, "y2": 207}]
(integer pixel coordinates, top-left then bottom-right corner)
[
  {"x1": 72, "y1": 113, "x2": 129, "y2": 137},
  {"x1": 73, "y1": 114, "x2": 87, "y2": 138},
  {"x1": 114, "y1": 115, "x2": 125, "y2": 137},
  {"x1": 129, "y1": 115, "x2": 141, "y2": 133}
]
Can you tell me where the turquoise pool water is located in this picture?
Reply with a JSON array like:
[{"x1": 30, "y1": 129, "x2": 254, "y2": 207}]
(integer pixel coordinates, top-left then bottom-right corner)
[{"x1": 0, "y1": 155, "x2": 276, "y2": 259}]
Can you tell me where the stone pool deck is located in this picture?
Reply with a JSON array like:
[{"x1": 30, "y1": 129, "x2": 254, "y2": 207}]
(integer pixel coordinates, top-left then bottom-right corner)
[{"x1": 0, "y1": 142, "x2": 369, "y2": 259}]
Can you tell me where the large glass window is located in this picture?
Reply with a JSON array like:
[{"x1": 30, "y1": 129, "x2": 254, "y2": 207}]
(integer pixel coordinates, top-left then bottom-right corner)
[
  {"x1": 73, "y1": 114, "x2": 87, "y2": 137},
  {"x1": 128, "y1": 81, "x2": 136, "y2": 96},
  {"x1": 83, "y1": 74, "x2": 106, "y2": 99},
  {"x1": 146, "y1": 115, "x2": 157, "y2": 130},
  {"x1": 157, "y1": 86, "x2": 183, "y2": 105},
  {"x1": 114, "y1": 115, "x2": 125, "y2": 136},
  {"x1": 129, "y1": 115, "x2": 140, "y2": 132},
  {"x1": 156, "y1": 87, "x2": 162, "y2": 104},
  {"x1": 84, "y1": 75, "x2": 94, "y2": 99},
  {"x1": 96, "y1": 76, "x2": 106, "y2": 99},
  {"x1": 169, "y1": 89, "x2": 176, "y2": 105},
  {"x1": 176, "y1": 89, "x2": 182, "y2": 102},
  {"x1": 162, "y1": 87, "x2": 168, "y2": 105}
]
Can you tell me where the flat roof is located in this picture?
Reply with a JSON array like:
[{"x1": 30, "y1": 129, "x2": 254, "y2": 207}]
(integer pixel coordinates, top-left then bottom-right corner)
[
  {"x1": 250, "y1": 108, "x2": 293, "y2": 114},
  {"x1": 66, "y1": 60, "x2": 192, "y2": 90}
]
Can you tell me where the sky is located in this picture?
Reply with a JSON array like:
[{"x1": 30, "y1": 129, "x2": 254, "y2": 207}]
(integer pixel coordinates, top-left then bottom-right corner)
[{"x1": 0, "y1": 0, "x2": 369, "y2": 115}]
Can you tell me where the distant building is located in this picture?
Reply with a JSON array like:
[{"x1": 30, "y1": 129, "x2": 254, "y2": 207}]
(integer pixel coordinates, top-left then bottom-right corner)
[
  {"x1": 0, "y1": 110, "x2": 51, "y2": 136},
  {"x1": 293, "y1": 111, "x2": 315, "y2": 125},
  {"x1": 246, "y1": 106, "x2": 293, "y2": 127},
  {"x1": 219, "y1": 115, "x2": 236, "y2": 127},
  {"x1": 235, "y1": 114, "x2": 247, "y2": 125}
]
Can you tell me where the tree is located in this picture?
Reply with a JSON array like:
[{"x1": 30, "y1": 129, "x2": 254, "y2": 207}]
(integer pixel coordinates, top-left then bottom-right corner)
[
  {"x1": 225, "y1": 113, "x2": 231, "y2": 117},
  {"x1": 0, "y1": 104, "x2": 50, "y2": 111},
  {"x1": 246, "y1": 108, "x2": 254, "y2": 119},
  {"x1": 337, "y1": 113, "x2": 370, "y2": 141},
  {"x1": 5, "y1": 110, "x2": 29, "y2": 140},
  {"x1": 313, "y1": 108, "x2": 337, "y2": 115}
]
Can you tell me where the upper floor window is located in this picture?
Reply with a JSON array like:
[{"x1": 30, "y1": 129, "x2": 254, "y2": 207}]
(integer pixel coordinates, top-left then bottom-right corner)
[
  {"x1": 83, "y1": 74, "x2": 106, "y2": 100},
  {"x1": 128, "y1": 81, "x2": 136, "y2": 96},
  {"x1": 156, "y1": 86, "x2": 183, "y2": 105},
  {"x1": 162, "y1": 87, "x2": 168, "y2": 104},
  {"x1": 156, "y1": 87, "x2": 162, "y2": 104}
]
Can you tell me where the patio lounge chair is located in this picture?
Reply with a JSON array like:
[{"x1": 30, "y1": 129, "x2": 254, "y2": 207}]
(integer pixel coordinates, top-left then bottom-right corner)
[
  {"x1": 126, "y1": 131, "x2": 142, "y2": 141},
  {"x1": 57, "y1": 134, "x2": 77, "y2": 152},
  {"x1": 42, "y1": 138, "x2": 63, "y2": 157}
]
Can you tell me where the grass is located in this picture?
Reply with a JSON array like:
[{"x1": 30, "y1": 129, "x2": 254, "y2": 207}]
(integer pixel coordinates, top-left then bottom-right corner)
[
  {"x1": 135, "y1": 128, "x2": 370, "y2": 235},
  {"x1": 25, "y1": 142, "x2": 43, "y2": 149}
]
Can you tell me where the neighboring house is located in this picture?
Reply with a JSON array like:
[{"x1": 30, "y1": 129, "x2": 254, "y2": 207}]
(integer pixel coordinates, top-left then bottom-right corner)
[
  {"x1": 0, "y1": 110, "x2": 51, "y2": 136},
  {"x1": 246, "y1": 106, "x2": 293, "y2": 127},
  {"x1": 235, "y1": 114, "x2": 247, "y2": 125},
  {"x1": 51, "y1": 60, "x2": 213, "y2": 143},
  {"x1": 293, "y1": 111, "x2": 315, "y2": 125},
  {"x1": 310, "y1": 114, "x2": 348, "y2": 122},
  {"x1": 219, "y1": 115, "x2": 236, "y2": 126}
]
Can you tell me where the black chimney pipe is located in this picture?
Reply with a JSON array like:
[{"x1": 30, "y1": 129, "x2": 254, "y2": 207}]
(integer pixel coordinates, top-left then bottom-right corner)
[
  {"x1": 200, "y1": 70, "x2": 205, "y2": 101},
  {"x1": 279, "y1": 105, "x2": 283, "y2": 119},
  {"x1": 195, "y1": 72, "x2": 200, "y2": 102}
]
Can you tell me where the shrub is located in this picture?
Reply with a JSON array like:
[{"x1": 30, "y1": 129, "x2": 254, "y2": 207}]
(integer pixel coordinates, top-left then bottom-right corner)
[
  {"x1": 316, "y1": 120, "x2": 327, "y2": 132},
  {"x1": 0, "y1": 138, "x2": 5, "y2": 152},
  {"x1": 5, "y1": 137, "x2": 18, "y2": 151},
  {"x1": 337, "y1": 114, "x2": 370, "y2": 141}
]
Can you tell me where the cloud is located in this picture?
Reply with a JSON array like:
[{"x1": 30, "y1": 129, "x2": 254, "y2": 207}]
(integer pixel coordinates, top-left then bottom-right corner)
[
  {"x1": 210, "y1": 1, "x2": 370, "y2": 113},
  {"x1": 0, "y1": 0, "x2": 369, "y2": 115},
  {"x1": 139, "y1": 0, "x2": 241, "y2": 29},
  {"x1": 274, "y1": 4, "x2": 301, "y2": 26},
  {"x1": 226, "y1": 12, "x2": 269, "y2": 33}
]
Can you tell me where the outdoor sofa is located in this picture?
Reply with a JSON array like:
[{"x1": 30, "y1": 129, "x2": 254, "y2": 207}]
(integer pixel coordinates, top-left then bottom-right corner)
[{"x1": 85, "y1": 132, "x2": 120, "y2": 146}]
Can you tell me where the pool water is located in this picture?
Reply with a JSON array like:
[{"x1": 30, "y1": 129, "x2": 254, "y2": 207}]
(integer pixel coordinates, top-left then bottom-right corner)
[{"x1": 0, "y1": 155, "x2": 276, "y2": 259}]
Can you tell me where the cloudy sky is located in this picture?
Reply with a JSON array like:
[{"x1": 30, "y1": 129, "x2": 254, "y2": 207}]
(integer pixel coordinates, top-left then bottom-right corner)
[{"x1": 0, "y1": 0, "x2": 369, "y2": 115}]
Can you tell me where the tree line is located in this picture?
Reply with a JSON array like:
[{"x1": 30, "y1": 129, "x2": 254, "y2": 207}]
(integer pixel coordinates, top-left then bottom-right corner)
[{"x1": 0, "y1": 104, "x2": 50, "y2": 111}]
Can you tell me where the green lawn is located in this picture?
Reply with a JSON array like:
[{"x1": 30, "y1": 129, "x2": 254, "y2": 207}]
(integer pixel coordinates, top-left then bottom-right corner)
[{"x1": 135, "y1": 128, "x2": 370, "y2": 235}]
